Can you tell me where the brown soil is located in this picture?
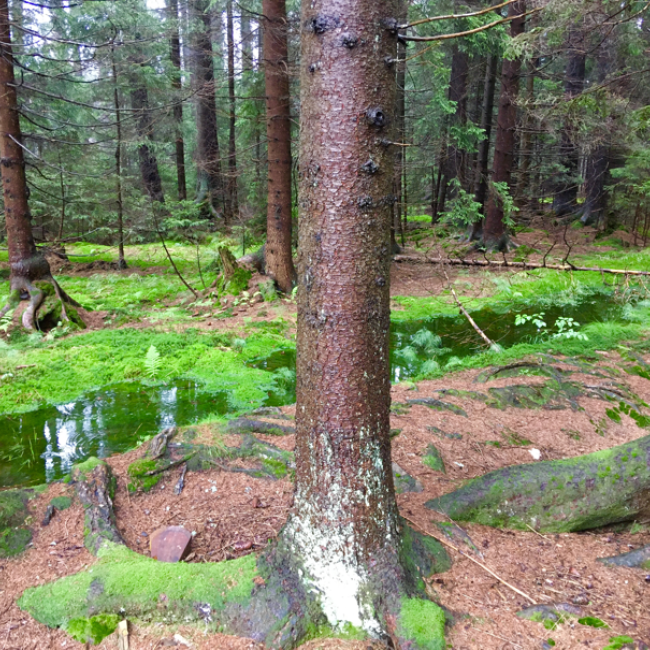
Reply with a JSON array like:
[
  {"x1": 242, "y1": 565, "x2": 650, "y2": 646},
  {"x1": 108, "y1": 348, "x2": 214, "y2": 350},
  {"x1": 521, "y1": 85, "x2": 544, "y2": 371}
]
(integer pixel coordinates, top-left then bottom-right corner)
[{"x1": 2, "y1": 355, "x2": 649, "y2": 649}]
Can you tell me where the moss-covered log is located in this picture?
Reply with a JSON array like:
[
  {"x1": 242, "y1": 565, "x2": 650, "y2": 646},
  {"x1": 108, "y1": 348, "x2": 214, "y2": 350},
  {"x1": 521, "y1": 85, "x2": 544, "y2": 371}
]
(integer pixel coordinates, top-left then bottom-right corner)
[{"x1": 426, "y1": 434, "x2": 650, "y2": 533}]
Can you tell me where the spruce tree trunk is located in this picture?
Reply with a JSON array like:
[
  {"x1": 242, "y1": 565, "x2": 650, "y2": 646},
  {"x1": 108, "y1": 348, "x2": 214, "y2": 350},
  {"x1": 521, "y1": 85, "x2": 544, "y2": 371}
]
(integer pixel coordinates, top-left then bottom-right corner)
[
  {"x1": 130, "y1": 81, "x2": 165, "y2": 204},
  {"x1": 270, "y1": 1, "x2": 449, "y2": 639},
  {"x1": 515, "y1": 56, "x2": 538, "y2": 205},
  {"x1": 482, "y1": 0, "x2": 525, "y2": 251},
  {"x1": 240, "y1": 7, "x2": 254, "y2": 73},
  {"x1": 189, "y1": 0, "x2": 228, "y2": 221},
  {"x1": 262, "y1": 0, "x2": 296, "y2": 293},
  {"x1": 0, "y1": 0, "x2": 81, "y2": 329},
  {"x1": 392, "y1": 0, "x2": 407, "y2": 253},
  {"x1": 553, "y1": 26, "x2": 585, "y2": 217},
  {"x1": 470, "y1": 54, "x2": 498, "y2": 241},
  {"x1": 111, "y1": 49, "x2": 127, "y2": 269},
  {"x1": 168, "y1": 0, "x2": 187, "y2": 201},
  {"x1": 226, "y1": 0, "x2": 239, "y2": 221}
]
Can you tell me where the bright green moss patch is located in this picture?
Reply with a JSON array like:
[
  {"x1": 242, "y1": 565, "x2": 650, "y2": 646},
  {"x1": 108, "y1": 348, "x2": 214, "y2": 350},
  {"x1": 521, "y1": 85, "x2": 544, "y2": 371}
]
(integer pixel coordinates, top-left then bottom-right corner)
[
  {"x1": 18, "y1": 542, "x2": 258, "y2": 630},
  {"x1": 422, "y1": 444, "x2": 446, "y2": 473},
  {"x1": 399, "y1": 598, "x2": 445, "y2": 650},
  {"x1": 126, "y1": 459, "x2": 163, "y2": 492},
  {"x1": 71, "y1": 456, "x2": 104, "y2": 479},
  {"x1": 49, "y1": 496, "x2": 72, "y2": 510},
  {"x1": 0, "y1": 527, "x2": 32, "y2": 557},
  {"x1": 67, "y1": 614, "x2": 119, "y2": 645}
]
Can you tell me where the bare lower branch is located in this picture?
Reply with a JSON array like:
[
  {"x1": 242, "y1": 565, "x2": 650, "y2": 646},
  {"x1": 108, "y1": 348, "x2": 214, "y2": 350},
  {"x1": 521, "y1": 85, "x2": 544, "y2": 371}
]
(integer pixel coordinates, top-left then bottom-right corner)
[{"x1": 401, "y1": 0, "x2": 516, "y2": 29}]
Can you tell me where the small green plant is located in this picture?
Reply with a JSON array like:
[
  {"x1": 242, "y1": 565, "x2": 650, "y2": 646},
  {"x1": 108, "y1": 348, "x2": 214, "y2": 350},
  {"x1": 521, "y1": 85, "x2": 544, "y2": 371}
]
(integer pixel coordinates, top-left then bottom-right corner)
[
  {"x1": 144, "y1": 345, "x2": 162, "y2": 378},
  {"x1": 441, "y1": 179, "x2": 482, "y2": 230},
  {"x1": 515, "y1": 312, "x2": 588, "y2": 341}
]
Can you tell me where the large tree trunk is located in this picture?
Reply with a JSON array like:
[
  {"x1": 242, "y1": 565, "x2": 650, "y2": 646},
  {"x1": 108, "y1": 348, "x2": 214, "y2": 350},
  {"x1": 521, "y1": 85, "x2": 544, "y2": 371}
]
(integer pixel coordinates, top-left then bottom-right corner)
[
  {"x1": 226, "y1": 0, "x2": 240, "y2": 221},
  {"x1": 189, "y1": 0, "x2": 228, "y2": 221},
  {"x1": 262, "y1": 0, "x2": 296, "y2": 293},
  {"x1": 427, "y1": 434, "x2": 650, "y2": 534},
  {"x1": 482, "y1": 0, "x2": 525, "y2": 251},
  {"x1": 0, "y1": 0, "x2": 82, "y2": 330},
  {"x1": 271, "y1": 0, "x2": 448, "y2": 640},
  {"x1": 469, "y1": 53, "x2": 499, "y2": 241},
  {"x1": 552, "y1": 26, "x2": 586, "y2": 217},
  {"x1": 168, "y1": 0, "x2": 187, "y2": 201}
]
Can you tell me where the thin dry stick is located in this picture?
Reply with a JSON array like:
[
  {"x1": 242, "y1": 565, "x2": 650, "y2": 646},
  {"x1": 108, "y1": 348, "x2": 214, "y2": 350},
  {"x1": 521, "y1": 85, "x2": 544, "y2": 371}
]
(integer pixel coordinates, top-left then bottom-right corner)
[
  {"x1": 393, "y1": 255, "x2": 650, "y2": 277},
  {"x1": 440, "y1": 265, "x2": 496, "y2": 348},
  {"x1": 402, "y1": 0, "x2": 516, "y2": 28},
  {"x1": 401, "y1": 514, "x2": 536, "y2": 605}
]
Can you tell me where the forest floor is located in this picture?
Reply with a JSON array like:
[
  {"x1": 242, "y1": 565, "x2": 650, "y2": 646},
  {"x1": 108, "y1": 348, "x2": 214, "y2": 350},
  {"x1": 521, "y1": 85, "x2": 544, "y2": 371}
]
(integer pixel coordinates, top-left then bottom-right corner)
[{"x1": 0, "y1": 218, "x2": 649, "y2": 649}]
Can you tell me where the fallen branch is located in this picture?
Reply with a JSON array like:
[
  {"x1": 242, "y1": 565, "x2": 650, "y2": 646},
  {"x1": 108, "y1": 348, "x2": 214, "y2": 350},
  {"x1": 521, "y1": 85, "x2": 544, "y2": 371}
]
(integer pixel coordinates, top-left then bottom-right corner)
[
  {"x1": 401, "y1": 515, "x2": 536, "y2": 604},
  {"x1": 393, "y1": 255, "x2": 650, "y2": 276}
]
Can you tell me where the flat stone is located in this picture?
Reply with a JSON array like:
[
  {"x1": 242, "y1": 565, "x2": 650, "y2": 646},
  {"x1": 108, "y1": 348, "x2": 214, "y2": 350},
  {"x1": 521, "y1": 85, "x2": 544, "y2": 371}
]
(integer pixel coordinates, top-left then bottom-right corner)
[{"x1": 150, "y1": 526, "x2": 192, "y2": 563}]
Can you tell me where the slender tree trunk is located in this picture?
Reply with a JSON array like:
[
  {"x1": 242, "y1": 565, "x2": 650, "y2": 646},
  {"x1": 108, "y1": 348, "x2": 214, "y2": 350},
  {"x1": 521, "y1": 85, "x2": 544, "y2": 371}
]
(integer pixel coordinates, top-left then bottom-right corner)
[
  {"x1": 111, "y1": 49, "x2": 127, "y2": 269},
  {"x1": 470, "y1": 53, "x2": 498, "y2": 241},
  {"x1": 226, "y1": 0, "x2": 239, "y2": 221},
  {"x1": 189, "y1": 0, "x2": 228, "y2": 222},
  {"x1": 482, "y1": 1, "x2": 526, "y2": 251},
  {"x1": 168, "y1": 0, "x2": 187, "y2": 201},
  {"x1": 240, "y1": 5, "x2": 254, "y2": 73},
  {"x1": 262, "y1": 0, "x2": 296, "y2": 292},
  {"x1": 553, "y1": 26, "x2": 586, "y2": 217},
  {"x1": 516, "y1": 56, "x2": 538, "y2": 204},
  {"x1": 0, "y1": 0, "x2": 81, "y2": 329}
]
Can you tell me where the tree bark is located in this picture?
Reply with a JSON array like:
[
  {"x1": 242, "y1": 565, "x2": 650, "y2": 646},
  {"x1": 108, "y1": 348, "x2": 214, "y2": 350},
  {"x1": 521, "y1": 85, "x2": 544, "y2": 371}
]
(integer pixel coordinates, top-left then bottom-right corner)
[
  {"x1": 129, "y1": 65, "x2": 166, "y2": 204},
  {"x1": 0, "y1": 0, "x2": 81, "y2": 329},
  {"x1": 168, "y1": 0, "x2": 187, "y2": 201},
  {"x1": 189, "y1": 0, "x2": 228, "y2": 221},
  {"x1": 111, "y1": 48, "x2": 127, "y2": 269},
  {"x1": 392, "y1": 0, "x2": 407, "y2": 252},
  {"x1": 427, "y1": 434, "x2": 650, "y2": 534},
  {"x1": 262, "y1": 0, "x2": 296, "y2": 293},
  {"x1": 482, "y1": 0, "x2": 525, "y2": 251},
  {"x1": 552, "y1": 26, "x2": 586, "y2": 217},
  {"x1": 470, "y1": 53, "x2": 498, "y2": 241},
  {"x1": 240, "y1": 7, "x2": 255, "y2": 73},
  {"x1": 226, "y1": 0, "x2": 239, "y2": 221},
  {"x1": 269, "y1": 0, "x2": 448, "y2": 640}
]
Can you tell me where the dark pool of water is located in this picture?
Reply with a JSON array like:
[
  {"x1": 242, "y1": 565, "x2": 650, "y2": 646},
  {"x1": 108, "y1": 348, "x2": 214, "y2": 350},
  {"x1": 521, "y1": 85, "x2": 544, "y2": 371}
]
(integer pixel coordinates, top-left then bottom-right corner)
[
  {"x1": 0, "y1": 293, "x2": 624, "y2": 488},
  {"x1": 0, "y1": 380, "x2": 229, "y2": 488}
]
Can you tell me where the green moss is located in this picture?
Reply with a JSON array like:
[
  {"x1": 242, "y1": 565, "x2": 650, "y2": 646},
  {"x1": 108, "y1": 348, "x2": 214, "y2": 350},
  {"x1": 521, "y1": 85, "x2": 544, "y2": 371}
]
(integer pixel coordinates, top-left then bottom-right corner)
[
  {"x1": 72, "y1": 457, "x2": 104, "y2": 479},
  {"x1": 49, "y1": 496, "x2": 72, "y2": 511},
  {"x1": 422, "y1": 444, "x2": 445, "y2": 473},
  {"x1": 0, "y1": 489, "x2": 32, "y2": 558},
  {"x1": 18, "y1": 542, "x2": 258, "y2": 629},
  {"x1": 0, "y1": 527, "x2": 32, "y2": 557},
  {"x1": 260, "y1": 458, "x2": 289, "y2": 479},
  {"x1": 67, "y1": 614, "x2": 119, "y2": 644},
  {"x1": 303, "y1": 621, "x2": 366, "y2": 641},
  {"x1": 126, "y1": 459, "x2": 163, "y2": 492},
  {"x1": 399, "y1": 598, "x2": 445, "y2": 650}
]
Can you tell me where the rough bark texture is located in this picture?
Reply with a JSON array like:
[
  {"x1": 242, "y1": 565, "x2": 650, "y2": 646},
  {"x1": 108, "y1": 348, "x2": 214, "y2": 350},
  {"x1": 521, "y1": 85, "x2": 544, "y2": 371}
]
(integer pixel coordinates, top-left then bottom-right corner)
[
  {"x1": 0, "y1": 0, "x2": 81, "y2": 329},
  {"x1": 268, "y1": 0, "x2": 447, "y2": 641},
  {"x1": 553, "y1": 26, "x2": 586, "y2": 217},
  {"x1": 263, "y1": 0, "x2": 296, "y2": 293},
  {"x1": 189, "y1": 0, "x2": 228, "y2": 221},
  {"x1": 427, "y1": 434, "x2": 650, "y2": 534},
  {"x1": 168, "y1": 0, "x2": 187, "y2": 201},
  {"x1": 482, "y1": 0, "x2": 525, "y2": 252}
]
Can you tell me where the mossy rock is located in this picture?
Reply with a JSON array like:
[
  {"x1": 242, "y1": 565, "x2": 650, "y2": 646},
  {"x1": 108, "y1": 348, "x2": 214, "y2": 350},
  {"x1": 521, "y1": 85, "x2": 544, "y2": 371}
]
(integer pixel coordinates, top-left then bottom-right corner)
[
  {"x1": 33, "y1": 281, "x2": 85, "y2": 331},
  {"x1": 18, "y1": 542, "x2": 258, "y2": 631},
  {"x1": 126, "y1": 458, "x2": 165, "y2": 493},
  {"x1": 49, "y1": 496, "x2": 72, "y2": 511},
  {"x1": 422, "y1": 445, "x2": 446, "y2": 473},
  {"x1": 400, "y1": 524, "x2": 452, "y2": 584},
  {"x1": 0, "y1": 527, "x2": 32, "y2": 558},
  {"x1": 599, "y1": 544, "x2": 650, "y2": 569}
]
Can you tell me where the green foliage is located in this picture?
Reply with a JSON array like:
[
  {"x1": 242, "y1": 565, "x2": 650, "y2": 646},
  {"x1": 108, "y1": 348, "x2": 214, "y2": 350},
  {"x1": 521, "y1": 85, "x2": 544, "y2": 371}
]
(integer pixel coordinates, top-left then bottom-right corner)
[
  {"x1": 67, "y1": 614, "x2": 119, "y2": 645},
  {"x1": 577, "y1": 616, "x2": 608, "y2": 629},
  {"x1": 144, "y1": 345, "x2": 162, "y2": 379},
  {"x1": 603, "y1": 636, "x2": 636, "y2": 650},
  {"x1": 515, "y1": 312, "x2": 588, "y2": 342},
  {"x1": 441, "y1": 179, "x2": 482, "y2": 229}
]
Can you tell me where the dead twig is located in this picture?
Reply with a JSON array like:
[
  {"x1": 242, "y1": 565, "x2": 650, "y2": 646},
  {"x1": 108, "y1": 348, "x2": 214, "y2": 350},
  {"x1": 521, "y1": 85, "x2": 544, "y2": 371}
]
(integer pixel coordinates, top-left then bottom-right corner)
[{"x1": 401, "y1": 514, "x2": 536, "y2": 605}]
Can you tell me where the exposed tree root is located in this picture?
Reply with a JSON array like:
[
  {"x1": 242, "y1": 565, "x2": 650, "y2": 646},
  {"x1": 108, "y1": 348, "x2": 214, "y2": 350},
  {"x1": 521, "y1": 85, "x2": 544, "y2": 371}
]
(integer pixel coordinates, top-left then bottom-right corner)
[{"x1": 427, "y1": 434, "x2": 650, "y2": 533}]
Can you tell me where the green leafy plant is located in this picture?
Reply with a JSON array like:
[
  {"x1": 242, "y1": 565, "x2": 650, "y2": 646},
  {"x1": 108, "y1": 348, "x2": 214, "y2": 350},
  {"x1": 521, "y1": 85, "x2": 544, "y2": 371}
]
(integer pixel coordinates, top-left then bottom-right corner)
[
  {"x1": 577, "y1": 616, "x2": 608, "y2": 629},
  {"x1": 144, "y1": 345, "x2": 162, "y2": 378},
  {"x1": 515, "y1": 312, "x2": 588, "y2": 341},
  {"x1": 603, "y1": 635, "x2": 636, "y2": 650}
]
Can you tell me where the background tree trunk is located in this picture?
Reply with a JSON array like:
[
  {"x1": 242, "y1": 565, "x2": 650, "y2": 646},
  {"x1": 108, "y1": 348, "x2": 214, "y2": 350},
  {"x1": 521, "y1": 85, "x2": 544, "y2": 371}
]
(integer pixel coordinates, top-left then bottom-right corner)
[
  {"x1": 553, "y1": 26, "x2": 586, "y2": 217},
  {"x1": 226, "y1": 0, "x2": 239, "y2": 221},
  {"x1": 189, "y1": 0, "x2": 228, "y2": 221},
  {"x1": 262, "y1": 0, "x2": 296, "y2": 293},
  {"x1": 168, "y1": 0, "x2": 187, "y2": 201},
  {"x1": 482, "y1": 0, "x2": 525, "y2": 251},
  {"x1": 111, "y1": 48, "x2": 127, "y2": 269}
]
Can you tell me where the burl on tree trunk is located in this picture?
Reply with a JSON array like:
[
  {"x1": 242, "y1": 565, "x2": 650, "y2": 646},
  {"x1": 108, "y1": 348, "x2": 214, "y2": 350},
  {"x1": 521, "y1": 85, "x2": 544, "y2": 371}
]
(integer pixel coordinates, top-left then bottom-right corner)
[
  {"x1": 427, "y1": 434, "x2": 650, "y2": 533},
  {"x1": 0, "y1": 0, "x2": 83, "y2": 330}
]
